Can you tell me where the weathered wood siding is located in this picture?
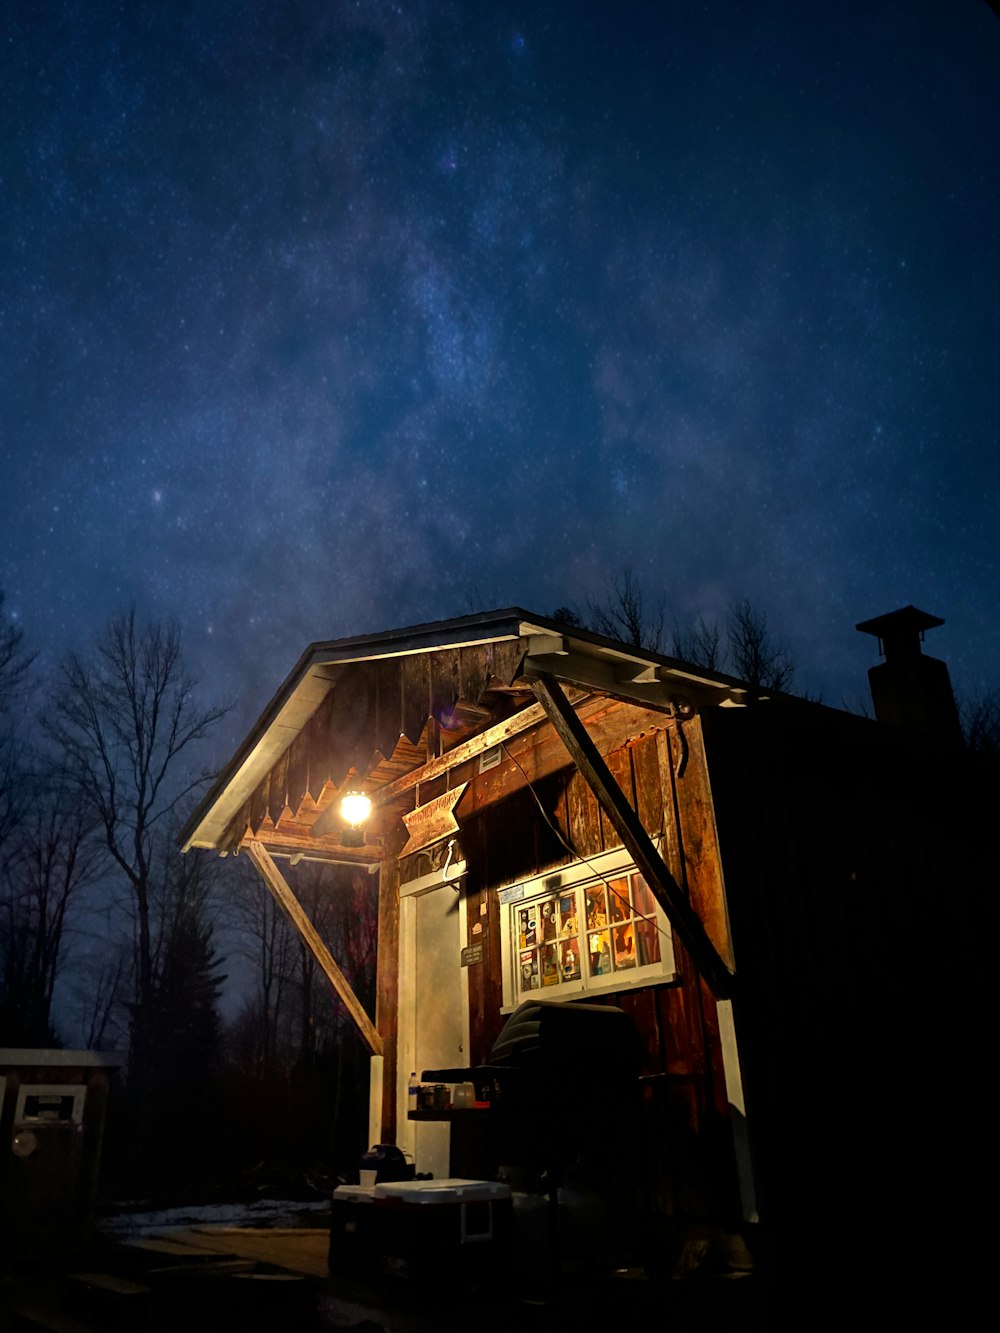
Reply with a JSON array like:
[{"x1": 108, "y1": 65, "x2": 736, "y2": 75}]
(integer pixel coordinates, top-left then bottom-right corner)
[{"x1": 456, "y1": 713, "x2": 742, "y2": 1221}]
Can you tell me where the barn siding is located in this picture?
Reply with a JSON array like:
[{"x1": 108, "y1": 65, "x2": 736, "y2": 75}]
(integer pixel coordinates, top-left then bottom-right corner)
[{"x1": 454, "y1": 716, "x2": 741, "y2": 1220}]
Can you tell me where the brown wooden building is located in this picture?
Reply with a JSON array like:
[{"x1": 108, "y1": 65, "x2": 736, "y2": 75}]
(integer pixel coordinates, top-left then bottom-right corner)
[{"x1": 180, "y1": 608, "x2": 993, "y2": 1258}]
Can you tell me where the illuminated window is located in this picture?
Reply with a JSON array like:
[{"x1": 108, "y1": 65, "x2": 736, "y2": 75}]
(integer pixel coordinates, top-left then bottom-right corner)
[{"x1": 497, "y1": 845, "x2": 676, "y2": 1011}]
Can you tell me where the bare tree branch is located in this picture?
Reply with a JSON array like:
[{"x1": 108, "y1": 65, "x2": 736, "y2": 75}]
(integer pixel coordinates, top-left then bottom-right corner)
[
  {"x1": 588, "y1": 569, "x2": 665, "y2": 652},
  {"x1": 726, "y1": 597, "x2": 795, "y2": 692},
  {"x1": 45, "y1": 607, "x2": 229, "y2": 1069}
]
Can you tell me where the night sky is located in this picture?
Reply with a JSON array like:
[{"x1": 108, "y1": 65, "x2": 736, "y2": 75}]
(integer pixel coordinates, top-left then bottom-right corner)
[{"x1": 2, "y1": 1, "x2": 998, "y2": 750}]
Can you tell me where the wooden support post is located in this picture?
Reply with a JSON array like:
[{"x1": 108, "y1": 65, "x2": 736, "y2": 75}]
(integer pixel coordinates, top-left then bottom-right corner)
[
  {"x1": 244, "y1": 840, "x2": 383, "y2": 1055},
  {"x1": 530, "y1": 674, "x2": 736, "y2": 1000},
  {"x1": 375, "y1": 847, "x2": 402, "y2": 1143}
]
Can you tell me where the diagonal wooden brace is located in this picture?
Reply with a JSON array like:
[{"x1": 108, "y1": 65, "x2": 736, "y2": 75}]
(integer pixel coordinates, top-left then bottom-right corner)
[
  {"x1": 530, "y1": 673, "x2": 736, "y2": 1000},
  {"x1": 245, "y1": 839, "x2": 383, "y2": 1055}
]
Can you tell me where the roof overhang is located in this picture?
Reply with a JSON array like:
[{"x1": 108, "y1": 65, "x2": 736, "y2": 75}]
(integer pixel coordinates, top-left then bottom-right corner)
[{"x1": 179, "y1": 607, "x2": 750, "y2": 854}]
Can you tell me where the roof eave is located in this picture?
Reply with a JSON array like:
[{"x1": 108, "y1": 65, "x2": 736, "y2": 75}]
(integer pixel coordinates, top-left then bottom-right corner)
[{"x1": 179, "y1": 607, "x2": 750, "y2": 854}]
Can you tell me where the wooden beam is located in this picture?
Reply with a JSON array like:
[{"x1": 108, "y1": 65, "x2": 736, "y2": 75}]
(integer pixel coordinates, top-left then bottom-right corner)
[
  {"x1": 244, "y1": 840, "x2": 383, "y2": 1055},
  {"x1": 375, "y1": 844, "x2": 403, "y2": 1142},
  {"x1": 530, "y1": 674, "x2": 736, "y2": 1000},
  {"x1": 370, "y1": 699, "x2": 557, "y2": 807}
]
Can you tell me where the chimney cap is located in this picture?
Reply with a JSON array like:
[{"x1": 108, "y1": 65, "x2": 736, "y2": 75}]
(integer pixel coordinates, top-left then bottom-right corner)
[{"x1": 856, "y1": 605, "x2": 944, "y2": 640}]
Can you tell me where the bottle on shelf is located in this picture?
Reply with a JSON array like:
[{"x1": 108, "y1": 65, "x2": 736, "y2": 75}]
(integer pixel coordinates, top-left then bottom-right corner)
[{"x1": 408, "y1": 1071, "x2": 419, "y2": 1112}]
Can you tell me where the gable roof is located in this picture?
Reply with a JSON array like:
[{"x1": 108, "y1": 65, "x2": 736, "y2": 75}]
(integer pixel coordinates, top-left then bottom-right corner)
[{"x1": 179, "y1": 607, "x2": 751, "y2": 854}]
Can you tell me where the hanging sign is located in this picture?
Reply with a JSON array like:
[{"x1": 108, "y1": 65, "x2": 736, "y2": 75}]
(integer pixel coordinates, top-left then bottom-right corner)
[{"x1": 400, "y1": 784, "x2": 468, "y2": 858}]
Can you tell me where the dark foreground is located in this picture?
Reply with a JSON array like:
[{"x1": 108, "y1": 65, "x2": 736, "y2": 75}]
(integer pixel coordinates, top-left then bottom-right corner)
[
  {"x1": 1, "y1": 1207, "x2": 982, "y2": 1331},
  {"x1": 1, "y1": 1214, "x2": 773, "y2": 1332}
]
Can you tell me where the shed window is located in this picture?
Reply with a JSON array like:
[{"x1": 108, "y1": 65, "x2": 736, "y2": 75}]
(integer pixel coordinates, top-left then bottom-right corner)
[{"x1": 497, "y1": 845, "x2": 676, "y2": 1011}]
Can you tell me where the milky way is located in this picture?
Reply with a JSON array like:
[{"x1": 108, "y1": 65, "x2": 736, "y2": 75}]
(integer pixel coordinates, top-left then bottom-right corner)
[{"x1": 2, "y1": 1, "x2": 998, "y2": 749}]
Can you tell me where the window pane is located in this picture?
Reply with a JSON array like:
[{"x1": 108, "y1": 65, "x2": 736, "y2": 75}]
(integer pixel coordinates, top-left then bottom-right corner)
[
  {"x1": 540, "y1": 899, "x2": 558, "y2": 942},
  {"x1": 607, "y1": 877, "x2": 631, "y2": 926},
  {"x1": 518, "y1": 908, "x2": 538, "y2": 948},
  {"x1": 631, "y1": 872, "x2": 662, "y2": 965},
  {"x1": 612, "y1": 922, "x2": 637, "y2": 970},
  {"x1": 586, "y1": 886, "x2": 608, "y2": 931},
  {"x1": 588, "y1": 928, "x2": 611, "y2": 975},
  {"x1": 557, "y1": 895, "x2": 578, "y2": 938},
  {"x1": 632, "y1": 873, "x2": 656, "y2": 919},
  {"x1": 636, "y1": 918, "x2": 661, "y2": 966},
  {"x1": 519, "y1": 950, "x2": 539, "y2": 991},
  {"x1": 541, "y1": 943, "x2": 561, "y2": 987},
  {"x1": 560, "y1": 937, "x2": 581, "y2": 980}
]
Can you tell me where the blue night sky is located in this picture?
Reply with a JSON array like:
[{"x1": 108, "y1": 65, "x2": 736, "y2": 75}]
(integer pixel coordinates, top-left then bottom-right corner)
[{"x1": 2, "y1": 1, "x2": 998, "y2": 748}]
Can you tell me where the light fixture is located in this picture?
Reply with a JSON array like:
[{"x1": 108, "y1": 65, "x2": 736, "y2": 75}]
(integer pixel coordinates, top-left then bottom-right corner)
[{"x1": 339, "y1": 790, "x2": 372, "y2": 847}]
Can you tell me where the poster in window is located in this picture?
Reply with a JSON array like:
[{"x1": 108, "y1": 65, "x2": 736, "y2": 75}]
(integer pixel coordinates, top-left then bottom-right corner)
[
  {"x1": 558, "y1": 896, "x2": 577, "y2": 937},
  {"x1": 541, "y1": 943, "x2": 560, "y2": 986},
  {"x1": 519, "y1": 909, "x2": 537, "y2": 948},
  {"x1": 561, "y1": 938, "x2": 581, "y2": 980},
  {"x1": 520, "y1": 950, "x2": 539, "y2": 991},
  {"x1": 541, "y1": 900, "x2": 557, "y2": 942},
  {"x1": 589, "y1": 929, "x2": 611, "y2": 975},
  {"x1": 586, "y1": 886, "x2": 607, "y2": 931}
]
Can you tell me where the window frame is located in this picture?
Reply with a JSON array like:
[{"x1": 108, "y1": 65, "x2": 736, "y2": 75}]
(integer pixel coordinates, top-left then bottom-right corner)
[{"x1": 497, "y1": 843, "x2": 677, "y2": 1013}]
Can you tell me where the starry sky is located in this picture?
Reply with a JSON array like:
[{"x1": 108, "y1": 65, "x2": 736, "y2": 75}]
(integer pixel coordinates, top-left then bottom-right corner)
[{"x1": 2, "y1": 0, "x2": 998, "y2": 751}]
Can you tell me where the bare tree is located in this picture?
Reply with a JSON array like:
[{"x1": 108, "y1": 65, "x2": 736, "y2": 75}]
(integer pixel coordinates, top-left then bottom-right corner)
[
  {"x1": 549, "y1": 605, "x2": 586, "y2": 628},
  {"x1": 229, "y1": 857, "x2": 296, "y2": 1077},
  {"x1": 0, "y1": 594, "x2": 35, "y2": 863},
  {"x1": 290, "y1": 864, "x2": 338, "y2": 1067},
  {"x1": 0, "y1": 774, "x2": 104, "y2": 1044},
  {"x1": 0, "y1": 591, "x2": 35, "y2": 712},
  {"x1": 46, "y1": 608, "x2": 229, "y2": 1068},
  {"x1": 726, "y1": 597, "x2": 795, "y2": 691},
  {"x1": 587, "y1": 570, "x2": 795, "y2": 692},
  {"x1": 73, "y1": 943, "x2": 131, "y2": 1050},
  {"x1": 671, "y1": 615, "x2": 724, "y2": 671},
  {"x1": 588, "y1": 569, "x2": 666, "y2": 652},
  {"x1": 962, "y1": 688, "x2": 1000, "y2": 757}
]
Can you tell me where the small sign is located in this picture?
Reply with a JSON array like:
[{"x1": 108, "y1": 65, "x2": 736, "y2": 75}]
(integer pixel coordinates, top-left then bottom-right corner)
[
  {"x1": 461, "y1": 944, "x2": 484, "y2": 967},
  {"x1": 400, "y1": 784, "x2": 468, "y2": 857},
  {"x1": 498, "y1": 883, "x2": 524, "y2": 906}
]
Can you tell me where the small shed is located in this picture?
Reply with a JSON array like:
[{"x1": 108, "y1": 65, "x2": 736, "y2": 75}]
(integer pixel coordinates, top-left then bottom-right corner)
[
  {"x1": 0, "y1": 1047, "x2": 124, "y2": 1252},
  {"x1": 180, "y1": 608, "x2": 992, "y2": 1265}
]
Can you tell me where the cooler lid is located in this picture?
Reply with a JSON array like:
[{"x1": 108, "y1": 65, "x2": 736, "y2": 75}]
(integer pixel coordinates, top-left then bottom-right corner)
[
  {"x1": 373, "y1": 1177, "x2": 510, "y2": 1204},
  {"x1": 332, "y1": 1184, "x2": 376, "y2": 1202}
]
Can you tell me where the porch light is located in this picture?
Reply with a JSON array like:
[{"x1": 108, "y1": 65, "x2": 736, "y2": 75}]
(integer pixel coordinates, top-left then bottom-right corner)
[{"x1": 339, "y1": 790, "x2": 372, "y2": 847}]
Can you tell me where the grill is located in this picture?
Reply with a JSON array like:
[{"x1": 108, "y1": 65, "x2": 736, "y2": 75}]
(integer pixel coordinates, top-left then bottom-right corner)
[{"x1": 423, "y1": 998, "x2": 646, "y2": 1178}]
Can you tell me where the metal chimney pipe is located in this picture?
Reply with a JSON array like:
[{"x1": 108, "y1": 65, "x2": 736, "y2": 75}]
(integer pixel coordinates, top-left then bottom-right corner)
[{"x1": 856, "y1": 605, "x2": 962, "y2": 747}]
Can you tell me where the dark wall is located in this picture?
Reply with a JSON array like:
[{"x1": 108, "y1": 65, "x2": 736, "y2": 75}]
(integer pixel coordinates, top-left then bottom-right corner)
[{"x1": 702, "y1": 702, "x2": 997, "y2": 1261}]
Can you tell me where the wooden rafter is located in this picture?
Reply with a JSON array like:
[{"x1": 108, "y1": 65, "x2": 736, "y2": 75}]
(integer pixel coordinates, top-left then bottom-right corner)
[
  {"x1": 244, "y1": 840, "x2": 383, "y2": 1055},
  {"x1": 364, "y1": 689, "x2": 590, "y2": 812},
  {"x1": 530, "y1": 673, "x2": 736, "y2": 1000}
]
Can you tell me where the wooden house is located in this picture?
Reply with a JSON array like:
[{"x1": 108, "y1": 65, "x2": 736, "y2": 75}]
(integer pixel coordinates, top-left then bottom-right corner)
[{"x1": 180, "y1": 608, "x2": 992, "y2": 1261}]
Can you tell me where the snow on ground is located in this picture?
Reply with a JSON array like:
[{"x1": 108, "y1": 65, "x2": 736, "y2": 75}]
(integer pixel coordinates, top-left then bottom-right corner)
[{"x1": 99, "y1": 1197, "x2": 330, "y2": 1235}]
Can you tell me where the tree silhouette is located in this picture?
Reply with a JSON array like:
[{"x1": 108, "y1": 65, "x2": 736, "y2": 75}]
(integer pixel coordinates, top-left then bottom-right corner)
[
  {"x1": 47, "y1": 608, "x2": 228, "y2": 1074},
  {"x1": 587, "y1": 569, "x2": 666, "y2": 651},
  {"x1": 725, "y1": 597, "x2": 795, "y2": 691},
  {"x1": 0, "y1": 774, "x2": 103, "y2": 1045}
]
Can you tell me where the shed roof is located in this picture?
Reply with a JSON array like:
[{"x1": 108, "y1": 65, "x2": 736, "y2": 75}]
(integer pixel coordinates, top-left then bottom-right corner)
[{"x1": 179, "y1": 607, "x2": 751, "y2": 856}]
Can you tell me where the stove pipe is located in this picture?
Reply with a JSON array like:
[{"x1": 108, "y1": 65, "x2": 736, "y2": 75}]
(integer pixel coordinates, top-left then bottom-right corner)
[{"x1": 856, "y1": 605, "x2": 962, "y2": 747}]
